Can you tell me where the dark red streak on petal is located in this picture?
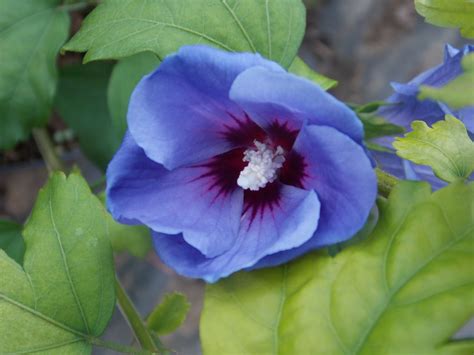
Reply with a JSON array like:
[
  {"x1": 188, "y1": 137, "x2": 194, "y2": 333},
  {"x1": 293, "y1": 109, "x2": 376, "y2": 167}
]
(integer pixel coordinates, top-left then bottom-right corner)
[
  {"x1": 221, "y1": 112, "x2": 266, "y2": 146},
  {"x1": 242, "y1": 182, "x2": 281, "y2": 228},
  {"x1": 279, "y1": 151, "x2": 307, "y2": 189},
  {"x1": 266, "y1": 121, "x2": 299, "y2": 151},
  {"x1": 192, "y1": 149, "x2": 246, "y2": 199}
]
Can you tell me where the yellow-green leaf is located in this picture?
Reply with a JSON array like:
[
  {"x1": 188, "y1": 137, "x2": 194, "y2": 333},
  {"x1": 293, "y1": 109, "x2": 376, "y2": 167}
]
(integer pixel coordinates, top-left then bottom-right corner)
[
  {"x1": 415, "y1": 0, "x2": 474, "y2": 39},
  {"x1": 201, "y1": 181, "x2": 474, "y2": 354},
  {"x1": 394, "y1": 115, "x2": 474, "y2": 182}
]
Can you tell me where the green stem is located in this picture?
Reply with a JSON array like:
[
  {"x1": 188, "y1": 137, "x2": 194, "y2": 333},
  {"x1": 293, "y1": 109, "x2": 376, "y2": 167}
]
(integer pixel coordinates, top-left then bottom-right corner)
[
  {"x1": 376, "y1": 168, "x2": 398, "y2": 198},
  {"x1": 115, "y1": 278, "x2": 160, "y2": 354},
  {"x1": 88, "y1": 337, "x2": 151, "y2": 354},
  {"x1": 32, "y1": 128, "x2": 65, "y2": 172}
]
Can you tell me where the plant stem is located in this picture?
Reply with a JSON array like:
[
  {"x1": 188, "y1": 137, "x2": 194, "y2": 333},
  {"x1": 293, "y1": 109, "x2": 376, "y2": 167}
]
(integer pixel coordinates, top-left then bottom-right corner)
[
  {"x1": 115, "y1": 278, "x2": 160, "y2": 354},
  {"x1": 88, "y1": 337, "x2": 151, "y2": 354},
  {"x1": 376, "y1": 168, "x2": 398, "y2": 198},
  {"x1": 32, "y1": 128, "x2": 65, "y2": 172}
]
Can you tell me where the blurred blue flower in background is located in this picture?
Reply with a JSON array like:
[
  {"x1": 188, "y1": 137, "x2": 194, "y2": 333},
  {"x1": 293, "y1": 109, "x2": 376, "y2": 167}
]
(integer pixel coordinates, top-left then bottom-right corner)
[
  {"x1": 106, "y1": 45, "x2": 376, "y2": 282},
  {"x1": 375, "y1": 44, "x2": 474, "y2": 187},
  {"x1": 379, "y1": 44, "x2": 474, "y2": 132}
]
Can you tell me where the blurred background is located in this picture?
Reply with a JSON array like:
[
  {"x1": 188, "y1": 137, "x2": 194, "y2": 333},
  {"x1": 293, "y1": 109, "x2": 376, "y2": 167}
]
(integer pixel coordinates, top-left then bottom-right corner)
[{"x1": 0, "y1": 0, "x2": 470, "y2": 353}]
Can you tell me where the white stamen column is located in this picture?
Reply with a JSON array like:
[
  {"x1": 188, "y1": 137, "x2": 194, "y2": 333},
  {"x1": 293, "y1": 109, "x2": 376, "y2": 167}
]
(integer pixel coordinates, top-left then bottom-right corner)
[{"x1": 237, "y1": 140, "x2": 285, "y2": 191}]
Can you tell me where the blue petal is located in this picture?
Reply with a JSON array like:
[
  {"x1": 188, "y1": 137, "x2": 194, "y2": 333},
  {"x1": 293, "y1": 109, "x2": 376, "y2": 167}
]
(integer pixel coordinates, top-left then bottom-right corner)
[
  {"x1": 128, "y1": 45, "x2": 284, "y2": 170},
  {"x1": 229, "y1": 66, "x2": 364, "y2": 144},
  {"x1": 253, "y1": 124, "x2": 376, "y2": 269},
  {"x1": 106, "y1": 132, "x2": 244, "y2": 258},
  {"x1": 438, "y1": 103, "x2": 474, "y2": 134},
  {"x1": 444, "y1": 44, "x2": 460, "y2": 60},
  {"x1": 153, "y1": 184, "x2": 320, "y2": 282},
  {"x1": 457, "y1": 107, "x2": 474, "y2": 133}
]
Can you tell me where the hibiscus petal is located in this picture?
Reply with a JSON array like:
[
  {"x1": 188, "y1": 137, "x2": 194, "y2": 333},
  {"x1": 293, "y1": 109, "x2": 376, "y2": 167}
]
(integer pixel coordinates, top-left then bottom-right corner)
[
  {"x1": 128, "y1": 45, "x2": 283, "y2": 170},
  {"x1": 293, "y1": 125, "x2": 376, "y2": 244},
  {"x1": 457, "y1": 107, "x2": 474, "y2": 133},
  {"x1": 153, "y1": 184, "x2": 320, "y2": 282},
  {"x1": 229, "y1": 66, "x2": 364, "y2": 144},
  {"x1": 379, "y1": 87, "x2": 444, "y2": 127},
  {"x1": 253, "y1": 124, "x2": 376, "y2": 269},
  {"x1": 106, "y1": 132, "x2": 243, "y2": 258}
]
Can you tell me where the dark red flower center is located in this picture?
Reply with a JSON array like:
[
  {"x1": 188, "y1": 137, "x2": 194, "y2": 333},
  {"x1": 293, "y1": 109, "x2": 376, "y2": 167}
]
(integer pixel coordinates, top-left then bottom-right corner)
[{"x1": 193, "y1": 112, "x2": 307, "y2": 223}]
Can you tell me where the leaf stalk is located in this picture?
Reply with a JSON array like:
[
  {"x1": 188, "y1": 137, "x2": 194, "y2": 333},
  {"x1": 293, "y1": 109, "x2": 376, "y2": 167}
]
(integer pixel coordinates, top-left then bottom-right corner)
[
  {"x1": 32, "y1": 128, "x2": 65, "y2": 172},
  {"x1": 115, "y1": 278, "x2": 161, "y2": 354}
]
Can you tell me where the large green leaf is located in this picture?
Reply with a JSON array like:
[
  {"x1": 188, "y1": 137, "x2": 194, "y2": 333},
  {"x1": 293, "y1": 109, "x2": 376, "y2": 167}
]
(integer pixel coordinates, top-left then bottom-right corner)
[
  {"x1": 288, "y1": 57, "x2": 337, "y2": 90},
  {"x1": 0, "y1": 0, "x2": 70, "y2": 149},
  {"x1": 0, "y1": 220, "x2": 25, "y2": 264},
  {"x1": 394, "y1": 115, "x2": 474, "y2": 182},
  {"x1": 55, "y1": 62, "x2": 121, "y2": 170},
  {"x1": 0, "y1": 172, "x2": 116, "y2": 353},
  {"x1": 63, "y1": 0, "x2": 306, "y2": 68},
  {"x1": 415, "y1": 0, "x2": 474, "y2": 39},
  {"x1": 201, "y1": 181, "x2": 474, "y2": 354},
  {"x1": 107, "y1": 52, "x2": 161, "y2": 138},
  {"x1": 147, "y1": 292, "x2": 190, "y2": 336},
  {"x1": 419, "y1": 53, "x2": 474, "y2": 109}
]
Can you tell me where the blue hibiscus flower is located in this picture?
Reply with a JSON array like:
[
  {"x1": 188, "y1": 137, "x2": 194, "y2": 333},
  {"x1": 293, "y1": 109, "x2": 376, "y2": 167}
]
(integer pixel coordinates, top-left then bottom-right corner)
[
  {"x1": 375, "y1": 44, "x2": 474, "y2": 187},
  {"x1": 106, "y1": 45, "x2": 376, "y2": 282}
]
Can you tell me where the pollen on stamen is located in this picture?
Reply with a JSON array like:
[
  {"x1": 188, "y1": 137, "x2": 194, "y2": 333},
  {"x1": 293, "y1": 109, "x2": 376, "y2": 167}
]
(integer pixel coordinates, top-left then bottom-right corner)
[{"x1": 237, "y1": 141, "x2": 285, "y2": 191}]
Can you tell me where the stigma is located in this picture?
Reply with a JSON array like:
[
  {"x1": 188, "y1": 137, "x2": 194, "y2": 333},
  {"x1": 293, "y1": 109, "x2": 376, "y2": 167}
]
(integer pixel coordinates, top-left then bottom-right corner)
[{"x1": 237, "y1": 141, "x2": 285, "y2": 191}]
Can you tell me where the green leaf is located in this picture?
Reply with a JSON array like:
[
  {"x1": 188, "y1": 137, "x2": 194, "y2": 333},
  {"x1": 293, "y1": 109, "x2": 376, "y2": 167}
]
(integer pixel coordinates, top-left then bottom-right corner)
[
  {"x1": 98, "y1": 192, "x2": 152, "y2": 258},
  {"x1": 108, "y1": 222, "x2": 152, "y2": 259},
  {"x1": 107, "y1": 52, "x2": 161, "y2": 137},
  {"x1": 201, "y1": 181, "x2": 474, "y2": 354},
  {"x1": 0, "y1": 172, "x2": 116, "y2": 353},
  {"x1": 359, "y1": 113, "x2": 405, "y2": 140},
  {"x1": 147, "y1": 292, "x2": 190, "y2": 335},
  {"x1": 288, "y1": 57, "x2": 337, "y2": 90},
  {"x1": 419, "y1": 53, "x2": 474, "y2": 109},
  {"x1": 354, "y1": 101, "x2": 389, "y2": 114},
  {"x1": 0, "y1": 220, "x2": 25, "y2": 265},
  {"x1": 365, "y1": 141, "x2": 395, "y2": 153},
  {"x1": 55, "y1": 62, "x2": 121, "y2": 170},
  {"x1": 0, "y1": 0, "x2": 70, "y2": 149},
  {"x1": 63, "y1": 0, "x2": 306, "y2": 68},
  {"x1": 415, "y1": 0, "x2": 474, "y2": 39},
  {"x1": 394, "y1": 115, "x2": 474, "y2": 182}
]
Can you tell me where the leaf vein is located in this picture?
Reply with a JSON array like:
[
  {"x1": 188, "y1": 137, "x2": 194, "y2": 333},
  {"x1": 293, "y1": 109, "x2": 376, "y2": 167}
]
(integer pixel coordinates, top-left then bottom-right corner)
[{"x1": 48, "y1": 195, "x2": 91, "y2": 334}]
